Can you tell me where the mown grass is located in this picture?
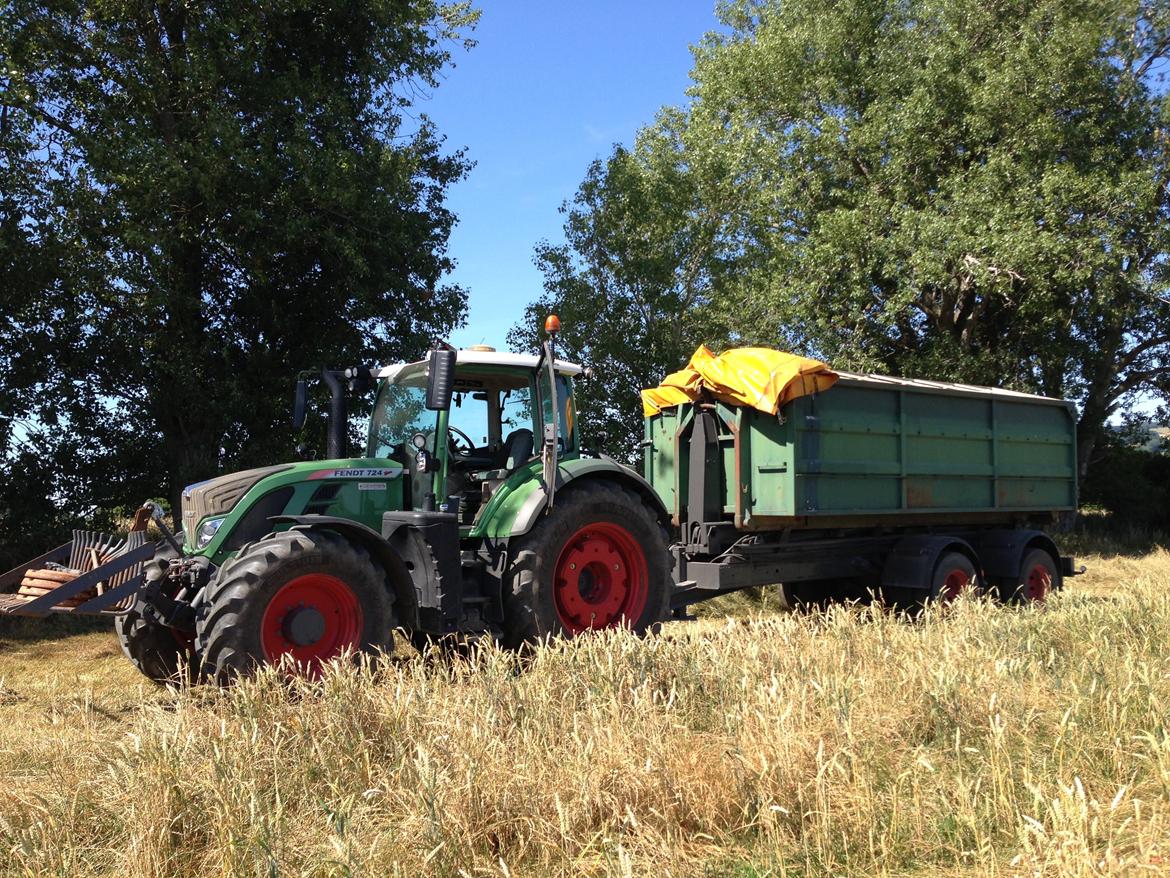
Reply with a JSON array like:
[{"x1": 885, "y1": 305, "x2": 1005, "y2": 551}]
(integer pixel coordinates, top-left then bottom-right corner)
[{"x1": 1, "y1": 538, "x2": 1168, "y2": 877}]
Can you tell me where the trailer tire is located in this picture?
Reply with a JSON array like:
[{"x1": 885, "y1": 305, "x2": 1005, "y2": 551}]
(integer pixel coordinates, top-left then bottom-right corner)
[
  {"x1": 886, "y1": 552, "x2": 979, "y2": 614},
  {"x1": 929, "y1": 552, "x2": 979, "y2": 604},
  {"x1": 196, "y1": 528, "x2": 395, "y2": 683},
  {"x1": 1007, "y1": 548, "x2": 1060, "y2": 604},
  {"x1": 502, "y1": 481, "x2": 671, "y2": 648},
  {"x1": 115, "y1": 602, "x2": 197, "y2": 685}
]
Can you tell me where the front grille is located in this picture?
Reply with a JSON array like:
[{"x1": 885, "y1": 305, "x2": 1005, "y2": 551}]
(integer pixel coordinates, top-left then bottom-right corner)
[{"x1": 181, "y1": 464, "x2": 293, "y2": 545}]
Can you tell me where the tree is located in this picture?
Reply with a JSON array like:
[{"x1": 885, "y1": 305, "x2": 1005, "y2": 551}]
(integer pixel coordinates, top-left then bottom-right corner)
[
  {"x1": 511, "y1": 112, "x2": 771, "y2": 461},
  {"x1": 0, "y1": 0, "x2": 477, "y2": 538},
  {"x1": 524, "y1": 0, "x2": 1170, "y2": 478}
]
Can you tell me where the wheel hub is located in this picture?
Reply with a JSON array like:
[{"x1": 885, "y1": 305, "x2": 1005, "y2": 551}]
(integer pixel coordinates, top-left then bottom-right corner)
[
  {"x1": 940, "y1": 568, "x2": 971, "y2": 602},
  {"x1": 1024, "y1": 564, "x2": 1051, "y2": 601},
  {"x1": 552, "y1": 522, "x2": 649, "y2": 633},
  {"x1": 260, "y1": 573, "x2": 364, "y2": 673},
  {"x1": 281, "y1": 605, "x2": 327, "y2": 646}
]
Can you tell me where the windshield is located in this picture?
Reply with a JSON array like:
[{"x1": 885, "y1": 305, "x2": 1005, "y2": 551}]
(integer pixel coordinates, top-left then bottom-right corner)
[
  {"x1": 367, "y1": 382, "x2": 432, "y2": 460},
  {"x1": 366, "y1": 364, "x2": 573, "y2": 461}
]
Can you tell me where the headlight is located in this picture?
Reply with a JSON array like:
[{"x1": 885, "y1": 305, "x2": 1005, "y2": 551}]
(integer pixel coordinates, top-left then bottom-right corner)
[{"x1": 196, "y1": 517, "x2": 226, "y2": 549}]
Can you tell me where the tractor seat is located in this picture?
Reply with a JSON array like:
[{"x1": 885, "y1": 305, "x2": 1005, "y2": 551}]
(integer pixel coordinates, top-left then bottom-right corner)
[{"x1": 477, "y1": 428, "x2": 534, "y2": 480}]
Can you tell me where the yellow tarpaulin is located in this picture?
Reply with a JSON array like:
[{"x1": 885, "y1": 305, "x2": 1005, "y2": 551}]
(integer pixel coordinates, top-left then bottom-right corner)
[{"x1": 641, "y1": 345, "x2": 839, "y2": 417}]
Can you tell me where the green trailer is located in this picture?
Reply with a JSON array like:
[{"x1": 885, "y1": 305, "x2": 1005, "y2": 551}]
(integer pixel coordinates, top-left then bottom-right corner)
[{"x1": 646, "y1": 370, "x2": 1080, "y2": 609}]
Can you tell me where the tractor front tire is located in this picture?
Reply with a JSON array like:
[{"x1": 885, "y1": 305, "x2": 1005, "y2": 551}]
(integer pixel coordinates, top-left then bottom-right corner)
[
  {"x1": 502, "y1": 481, "x2": 671, "y2": 648},
  {"x1": 115, "y1": 601, "x2": 197, "y2": 685},
  {"x1": 196, "y1": 528, "x2": 395, "y2": 683}
]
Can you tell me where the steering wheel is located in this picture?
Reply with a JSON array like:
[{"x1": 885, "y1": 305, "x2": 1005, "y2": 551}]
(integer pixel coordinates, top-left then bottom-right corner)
[{"x1": 447, "y1": 426, "x2": 476, "y2": 456}]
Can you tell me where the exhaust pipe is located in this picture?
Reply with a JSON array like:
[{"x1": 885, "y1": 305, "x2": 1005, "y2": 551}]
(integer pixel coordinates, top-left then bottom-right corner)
[
  {"x1": 321, "y1": 367, "x2": 374, "y2": 460},
  {"x1": 322, "y1": 369, "x2": 347, "y2": 460}
]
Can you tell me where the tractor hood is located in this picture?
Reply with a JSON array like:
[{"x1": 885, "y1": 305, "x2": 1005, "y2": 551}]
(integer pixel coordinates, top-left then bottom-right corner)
[{"x1": 181, "y1": 464, "x2": 293, "y2": 545}]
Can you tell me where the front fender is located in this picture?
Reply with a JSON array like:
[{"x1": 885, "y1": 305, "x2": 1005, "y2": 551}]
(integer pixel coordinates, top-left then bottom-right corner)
[{"x1": 269, "y1": 514, "x2": 417, "y2": 617}]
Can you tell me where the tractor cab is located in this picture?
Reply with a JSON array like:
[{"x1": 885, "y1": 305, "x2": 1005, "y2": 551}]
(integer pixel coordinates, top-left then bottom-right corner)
[{"x1": 367, "y1": 346, "x2": 582, "y2": 522}]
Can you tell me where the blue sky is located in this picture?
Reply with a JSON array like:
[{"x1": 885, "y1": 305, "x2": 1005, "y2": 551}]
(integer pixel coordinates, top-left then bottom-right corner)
[{"x1": 417, "y1": 1, "x2": 722, "y2": 350}]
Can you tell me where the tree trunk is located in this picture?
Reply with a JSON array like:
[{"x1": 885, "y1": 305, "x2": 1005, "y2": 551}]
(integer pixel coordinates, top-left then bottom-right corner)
[{"x1": 1075, "y1": 320, "x2": 1126, "y2": 484}]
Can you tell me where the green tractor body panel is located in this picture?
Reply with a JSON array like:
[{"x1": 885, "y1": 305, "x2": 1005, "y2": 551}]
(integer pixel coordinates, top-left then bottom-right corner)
[
  {"x1": 191, "y1": 451, "x2": 655, "y2": 564},
  {"x1": 185, "y1": 458, "x2": 406, "y2": 564},
  {"x1": 465, "y1": 459, "x2": 547, "y2": 539},
  {"x1": 468, "y1": 455, "x2": 666, "y2": 539}
]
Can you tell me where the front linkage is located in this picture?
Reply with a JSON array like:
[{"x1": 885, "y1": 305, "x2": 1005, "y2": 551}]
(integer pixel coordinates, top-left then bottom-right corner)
[
  {"x1": 0, "y1": 503, "x2": 221, "y2": 680},
  {"x1": 0, "y1": 505, "x2": 167, "y2": 618}
]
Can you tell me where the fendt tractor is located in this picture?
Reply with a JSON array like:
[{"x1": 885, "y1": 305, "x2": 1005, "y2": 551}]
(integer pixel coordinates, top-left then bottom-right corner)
[{"x1": 0, "y1": 318, "x2": 1082, "y2": 683}]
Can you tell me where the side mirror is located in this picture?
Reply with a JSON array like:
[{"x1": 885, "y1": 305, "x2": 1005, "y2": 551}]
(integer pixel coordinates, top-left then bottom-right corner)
[
  {"x1": 426, "y1": 347, "x2": 456, "y2": 411},
  {"x1": 293, "y1": 379, "x2": 307, "y2": 430}
]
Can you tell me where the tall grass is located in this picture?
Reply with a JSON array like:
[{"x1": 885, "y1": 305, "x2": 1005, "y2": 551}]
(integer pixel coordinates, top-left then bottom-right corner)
[{"x1": 1, "y1": 548, "x2": 1169, "y2": 877}]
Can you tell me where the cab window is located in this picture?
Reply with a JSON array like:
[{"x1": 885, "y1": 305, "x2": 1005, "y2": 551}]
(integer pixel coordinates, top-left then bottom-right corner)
[{"x1": 538, "y1": 372, "x2": 575, "y2": 452}]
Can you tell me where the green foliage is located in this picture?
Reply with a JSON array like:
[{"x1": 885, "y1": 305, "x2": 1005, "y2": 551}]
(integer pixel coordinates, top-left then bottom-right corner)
[
  {"x1": 523, "y1": 0, "x2": 1170, "y2": 474},
  {"x1": 0, "y1": 1, "x2": 477, "y2": 550},
  {"x1": 510, "y1": 114, "x2": 771, "y2": 460},
  {"x1": 1081, "y1": 426, "x2": 1170, "y2": 530}
]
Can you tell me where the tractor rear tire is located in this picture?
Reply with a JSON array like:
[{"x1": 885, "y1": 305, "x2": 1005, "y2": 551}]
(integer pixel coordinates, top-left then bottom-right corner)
[
  {"x1": 115, "y1": 601, "x2": 197, "y2": 685},
  {"x1": 502, "y1": 481, "x2": 671, "y2": 648},
  {"x1": 196, "y1": 528, "x2": 395, "y2": 684}
]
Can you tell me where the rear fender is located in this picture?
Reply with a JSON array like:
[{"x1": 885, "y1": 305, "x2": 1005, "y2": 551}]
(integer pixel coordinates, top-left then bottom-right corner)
[
  {"x1": 507, "y1": 459, "x2": 671, "y2": 538},
  {"x1": 966, "y1": 529, "x2": 1062, "y2": 588},
  {"x1": 881, "y1": 534, "x2": 980, "y2": 592}
]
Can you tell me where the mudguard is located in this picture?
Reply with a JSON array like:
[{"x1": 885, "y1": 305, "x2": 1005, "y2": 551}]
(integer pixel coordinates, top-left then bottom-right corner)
[
  {"x1": 509, "y1": 458, "x2": 671, "y2": 538},
  {"x1": 965, "y1": 529, "x2": 1061, "y2": 584},
  {"x1": 269, "y1": 514, "x2": 420, "y2": 615},
  {"x1": 881, "y1": 534, "x2": 980, "y2": 591}
]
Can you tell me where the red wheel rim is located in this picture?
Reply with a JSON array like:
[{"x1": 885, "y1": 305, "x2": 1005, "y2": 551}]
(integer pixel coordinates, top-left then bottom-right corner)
[
  {"x1": 939, "y1": 568, "x2": 972, "y2": 603},
  {"x1": 552, "y1": 522, "x2": 649, "y2": 633},
  {"x1": 1023, "y1": 563, "x2": 1051, "y2": 602},
  {"x1": 260, "y1": 573, "x2": 364, "y2": 674}
]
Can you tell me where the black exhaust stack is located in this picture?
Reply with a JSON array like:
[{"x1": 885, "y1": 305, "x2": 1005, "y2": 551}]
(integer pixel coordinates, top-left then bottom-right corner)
[{"x1": 317, "y1": 367, "x2": 373, "y2": 460}]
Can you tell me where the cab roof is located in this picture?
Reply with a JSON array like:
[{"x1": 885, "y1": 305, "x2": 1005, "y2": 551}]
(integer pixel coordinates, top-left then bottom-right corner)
[{"x1": 376, "y1": 349, "x2": 583, "y2": 381}]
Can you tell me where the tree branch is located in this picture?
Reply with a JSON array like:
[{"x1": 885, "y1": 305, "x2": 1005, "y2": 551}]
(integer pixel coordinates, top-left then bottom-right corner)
[
  {"x1": 1134, "y1": 33, "x2": 1170, "y2": 81},
  {"x1": 1117, "y1": 331, "x2": 1170, "y2": 370},
  {"x1": 1112, "y1": 364, "x2": 1170, "y2": 401},
  {"x1": 19, "y1": 103, "x2": 83, "y2": 141}
]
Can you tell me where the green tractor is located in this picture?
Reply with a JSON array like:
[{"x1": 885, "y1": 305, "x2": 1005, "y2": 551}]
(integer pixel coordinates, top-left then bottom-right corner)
[{"x1": 0, "y1": 325, "x2": 673, "y2": 682}]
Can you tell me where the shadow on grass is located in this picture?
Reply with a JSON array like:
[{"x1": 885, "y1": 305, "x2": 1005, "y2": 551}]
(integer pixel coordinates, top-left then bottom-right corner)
[{"x1": 0, "y1": 612, "x2": 111, "y2": 645}]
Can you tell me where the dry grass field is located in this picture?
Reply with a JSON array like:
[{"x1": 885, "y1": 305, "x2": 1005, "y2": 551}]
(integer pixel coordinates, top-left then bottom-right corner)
[{"x1": 1, "y1": 535, "x2": 1168, "y2": 877}]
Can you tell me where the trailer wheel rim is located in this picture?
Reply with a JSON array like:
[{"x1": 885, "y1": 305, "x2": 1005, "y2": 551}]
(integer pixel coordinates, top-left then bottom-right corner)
[
  {"x1": 940, "y1": 568, "x2": 973, "y2": 603},
  {"x1": 1023, "y1": 563, "x2": 1051, "y2": 602},
  {"x1": 260, "y1": 573, "x2": 364, "y2": 672},
  {"x1": 553, "y1": 522, "x2": 649, "y2": 633}
]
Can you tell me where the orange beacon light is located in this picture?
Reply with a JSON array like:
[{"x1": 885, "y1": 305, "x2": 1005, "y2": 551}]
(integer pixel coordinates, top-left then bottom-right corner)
[{"x1": 544, "y1": 314, "x2": 562, "y2": 335}]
